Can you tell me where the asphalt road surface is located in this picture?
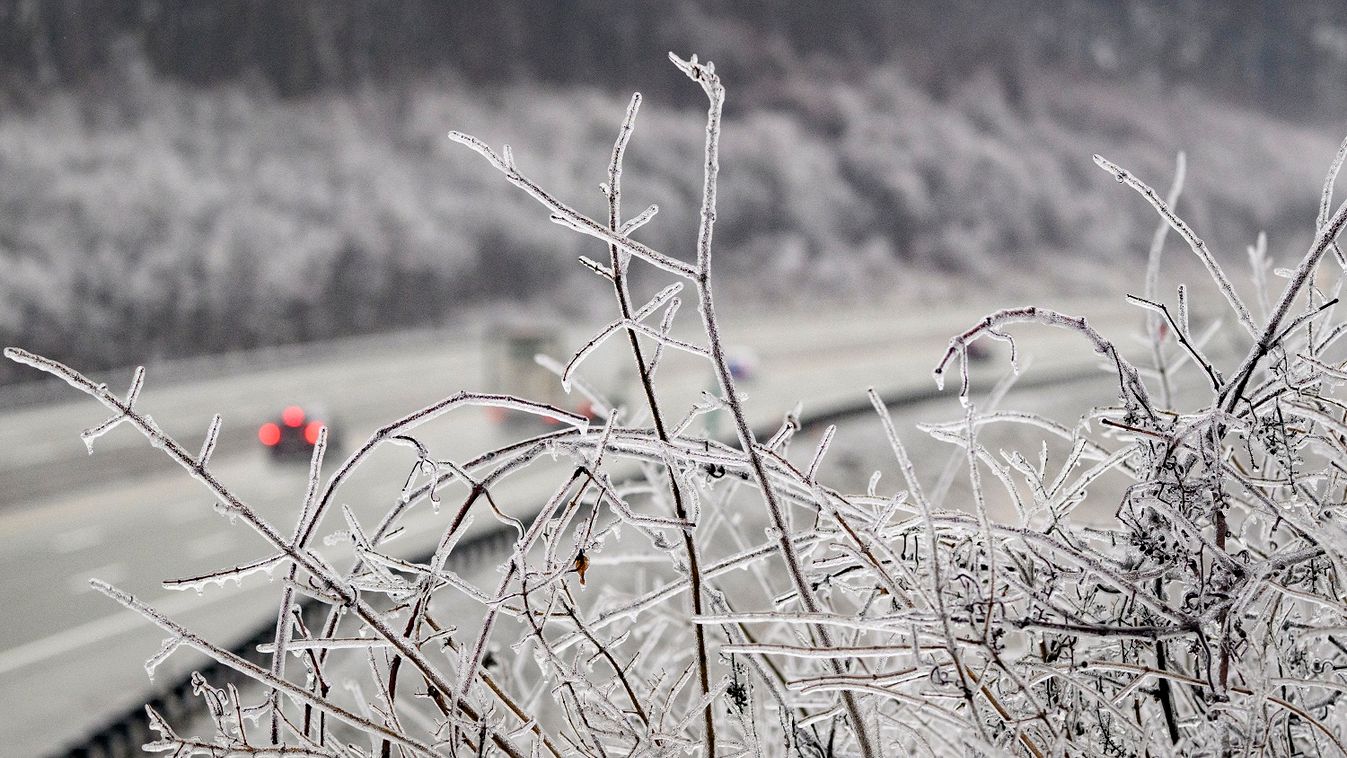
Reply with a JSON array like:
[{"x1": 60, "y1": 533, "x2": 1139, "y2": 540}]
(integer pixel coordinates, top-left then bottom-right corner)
[{"x1": 0, "y1": 296, "x2": 1140, "y2": 756}]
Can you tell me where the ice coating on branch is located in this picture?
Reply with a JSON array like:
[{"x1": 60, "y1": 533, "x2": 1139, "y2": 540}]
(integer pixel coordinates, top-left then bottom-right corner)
[
  {"x1": 1094, "y1": 153, "x2": 1258, "y2": 339},
  {"x1": 144, "y1": 635, "x2": 182, "y2": 680},
  {"x1": 79, "y1": 367, "x2": 146, "y2": 452},
  {"x1": 619, "y1": 203, "x2": 659, "y2": 235},
  {"x1": 197, "y1": 414, "x2": 222, "y2": 466},
  {"x1": 560, "y1": 310, "x2": 706, "y2": 393},
  {"x1": 162, "y1": 554, "x2": 285, "y2": 594}
]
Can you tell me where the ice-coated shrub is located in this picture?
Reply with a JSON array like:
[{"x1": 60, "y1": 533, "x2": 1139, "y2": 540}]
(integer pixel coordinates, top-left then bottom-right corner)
[{"x1": 11, "y1": 53, "x2": 1347, "y2": 756}]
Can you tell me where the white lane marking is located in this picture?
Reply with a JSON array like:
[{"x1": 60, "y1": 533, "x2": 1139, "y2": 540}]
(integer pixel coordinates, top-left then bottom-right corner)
[
  {"x1": 66, "y1": 562, "x2": 126, "y2": 595},
  {"x1": 50, "y1": 525, "x2": 105, "y2": 554},
  {"x1": 0, "y1": 578, "x2": 253, "y2": 676},
  {"x1": 186, "y1": 533, "x2": 233, "y2": 559}
]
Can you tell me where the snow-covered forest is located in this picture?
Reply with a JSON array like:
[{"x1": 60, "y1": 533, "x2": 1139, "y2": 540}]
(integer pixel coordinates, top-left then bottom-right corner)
[{"x1": 3, "y1": 1, "x2": 1347, "y2": 383}]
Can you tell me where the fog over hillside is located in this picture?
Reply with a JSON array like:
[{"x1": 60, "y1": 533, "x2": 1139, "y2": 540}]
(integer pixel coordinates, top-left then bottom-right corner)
[{"x1": 1, "y1": 1, "x2": 1345, "y2": 382}]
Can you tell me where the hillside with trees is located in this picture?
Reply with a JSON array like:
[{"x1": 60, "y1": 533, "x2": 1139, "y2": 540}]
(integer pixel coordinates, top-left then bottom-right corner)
[{"x1": 1, "y1": 1, "x2": 1345, "y2": 382}]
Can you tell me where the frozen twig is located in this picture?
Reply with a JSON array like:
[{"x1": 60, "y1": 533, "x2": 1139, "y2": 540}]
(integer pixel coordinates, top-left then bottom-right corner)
[{"x1": 1095, "y1": 154, "x2": 1259, "y2": 338}]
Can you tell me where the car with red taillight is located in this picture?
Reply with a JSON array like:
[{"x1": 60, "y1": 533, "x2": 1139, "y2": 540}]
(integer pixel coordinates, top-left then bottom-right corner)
[{"x1": 258, "y1": 404, "x2": 339, "y2": 460}]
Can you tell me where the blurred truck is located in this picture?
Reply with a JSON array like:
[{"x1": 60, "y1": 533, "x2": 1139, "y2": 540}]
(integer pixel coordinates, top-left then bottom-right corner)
[{"x1": 485, "y1": 323, "x2": 595, "y2": 427}]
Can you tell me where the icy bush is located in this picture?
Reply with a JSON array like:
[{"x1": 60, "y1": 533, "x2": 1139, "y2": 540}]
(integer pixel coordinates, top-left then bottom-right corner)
[{"x1": 11, "y1": 53, "x2": 1347, "y2": 756}]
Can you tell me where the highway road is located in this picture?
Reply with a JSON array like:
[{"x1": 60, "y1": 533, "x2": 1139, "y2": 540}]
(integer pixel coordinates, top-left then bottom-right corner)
[{"x1": 0, "y1": 296, "x2": 1141, "y2": 756}]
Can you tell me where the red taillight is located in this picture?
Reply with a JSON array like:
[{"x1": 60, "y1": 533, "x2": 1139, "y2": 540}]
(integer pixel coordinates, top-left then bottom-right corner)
[
  {"x1": 282, "y1": 405, "x2": 305, "y2": 427},
  {"x1": 304, "y1": 421, "x2": 323, "y2": 445},
  {"x1": 258, "y1": 422, "x2": 281, "y2": 446}
]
